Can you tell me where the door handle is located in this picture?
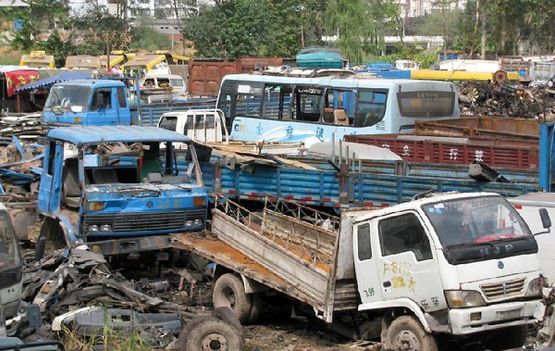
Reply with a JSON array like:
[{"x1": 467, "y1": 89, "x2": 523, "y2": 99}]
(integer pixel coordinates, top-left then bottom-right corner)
[{"x1": 383, "y1": 281, "x2": 391, "y2": 288}]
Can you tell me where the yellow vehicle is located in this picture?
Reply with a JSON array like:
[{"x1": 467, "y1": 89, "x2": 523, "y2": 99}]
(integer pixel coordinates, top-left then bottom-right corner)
[
  {"x1": 19, "y1": 51, "x2": 55, "y2": 69},
  {"x1": 411, "y1": 69, "x2": 520, "y2": 82},
  {"x1": 123, "y1": 52, "x2": 190, "y2": 73},
  {"x1": 99, "y1": 51, "x2": 136, "y2": 69},
  {"x1": 65, "y1": 55, "x2": 101, "y2": 70}
]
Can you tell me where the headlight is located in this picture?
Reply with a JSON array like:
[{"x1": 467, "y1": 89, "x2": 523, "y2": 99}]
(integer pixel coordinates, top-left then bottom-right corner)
[
  {"x1": 194, "y1": 196, "x2": 206, "y2": 207},
  {"x1": 526, "y1": 276, "x2": 546, "y2": 297},
  {"x1": 185, "y1": 220, "x2": 193, "y2": 227},
  {"x1": 88, "y1": 202, "x2": 105, "y2": 211},
  {"x1": 445, "y1": 290, "x2": 485, "y2": 308},
  {"x1": 100, "y1": 225, "x2": 112, "y2": 232},
  {"x1": 194, "y1": 218, "x2": 202, "y2": 226},
  {"x1": 89, "y1": 225, "x2": 99, "y2": 232}
]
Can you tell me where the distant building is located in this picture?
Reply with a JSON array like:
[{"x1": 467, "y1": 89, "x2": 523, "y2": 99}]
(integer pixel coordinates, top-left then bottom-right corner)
[
  {"x1": 126, "y1": 0, "x2": 199, "y2": 19},
  {"x1": 396, "y1": 0, "x2": 467, "y2": 18}
]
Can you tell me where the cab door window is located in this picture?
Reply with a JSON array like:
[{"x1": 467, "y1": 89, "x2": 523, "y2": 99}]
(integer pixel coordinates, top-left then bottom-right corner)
[
  {"x1": 90, "y1": 89, "x2": 112, "y2": 111},
  {"x1": 379, "y1": 213, "x2": 432, "y2": 261}
]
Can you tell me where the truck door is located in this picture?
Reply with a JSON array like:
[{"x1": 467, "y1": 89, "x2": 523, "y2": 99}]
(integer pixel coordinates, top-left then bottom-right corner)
[
  {"x1": 371, "y1": 211, "x2": 447, "y2": 312},
  {"x1": 88, "y1": 88, "x2": 118, "y2": 125},
  {"x1": 354, "y1": 222, "x2": 384, "y2": 304},
  {"x1": 37, "y1": 142, "x2": 63, "y2": 213}
]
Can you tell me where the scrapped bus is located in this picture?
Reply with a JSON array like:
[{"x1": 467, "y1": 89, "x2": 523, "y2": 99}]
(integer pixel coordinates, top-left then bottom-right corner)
[{"x1": 216, "y1": 71, "x2": 460, "y2": 144}]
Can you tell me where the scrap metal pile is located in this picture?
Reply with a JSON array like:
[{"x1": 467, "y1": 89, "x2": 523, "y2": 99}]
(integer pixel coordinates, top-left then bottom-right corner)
[
  {"x1": 12, "y1": 245, "x2": 243, "y2": 350},
  {"x1": 458, "y1": 80, "x2": 555, "y2": 120}
]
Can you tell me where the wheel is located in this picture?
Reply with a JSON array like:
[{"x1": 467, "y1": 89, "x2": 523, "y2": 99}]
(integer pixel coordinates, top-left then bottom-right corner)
[
  {"x1": 212, "y1": 307, "x2": 243, "y2": 336},
  {"x1": 35, "y1": 218, "x2": 66, "y2": 261},
  {"x1": 381, "y1": 315, "x2": 438, "y2": 351},
  {"x1": 177, "y1": 316, "x2": 212, "y2": 349},
  {"x1": 481, "y1": 325, "x2": 528, "y2": 351},
  {"x1": 181, "y1": 316, "x2": 243, "y2": 351},
  {"x1": 213, "y1": 274, "x2": 252, "y2": 324}
]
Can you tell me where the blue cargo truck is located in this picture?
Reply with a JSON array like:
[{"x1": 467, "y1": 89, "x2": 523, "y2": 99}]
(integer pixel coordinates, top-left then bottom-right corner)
[
  {"x1": 42, "y1": 79, "x2": 215, "y2": 127},
  {"x1": 35, "y1": 125, "x2": 209, "y2": 257}
]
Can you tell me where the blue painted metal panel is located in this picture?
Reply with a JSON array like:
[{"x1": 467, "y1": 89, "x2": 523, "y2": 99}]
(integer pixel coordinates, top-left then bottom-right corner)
[
  {"x1": 539, "y1": 123, "x2": 555, "y2": 191},
  {"x1": 47, "y1": 125, "x2": 191, "y2": 145},
  {"x1": 188, "y1": 158, "x2": 540, "y2": 209}
]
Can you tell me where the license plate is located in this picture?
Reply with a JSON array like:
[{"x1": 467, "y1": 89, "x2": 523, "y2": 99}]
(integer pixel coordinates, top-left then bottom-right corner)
[{"x1": 496, "y1": 308, "x2": 522, "y2": 321}]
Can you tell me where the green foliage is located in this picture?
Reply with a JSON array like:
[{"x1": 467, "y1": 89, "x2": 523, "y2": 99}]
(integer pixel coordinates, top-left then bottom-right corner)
[
  {"x1": 1, "y1": 0, "x2": 72, "y2": 64},
  {"x1": 73, "y1": 7, "x2": 131, "y2": 55},
  {"x1": 453, "y1": 0, "x2": 555, "y2": 55},
  {"x1": 182, "y1": 0, "x2": 327, "y2": 59},
  {"x1": 129, "y1": 22, "x2": 172, "y2": 52},
  {"x1": 323, "y1": 0, "x2": 400, "y2": 62},
  {"x1": 364, "y1": 45, "x2": 439, "y2": 69}
]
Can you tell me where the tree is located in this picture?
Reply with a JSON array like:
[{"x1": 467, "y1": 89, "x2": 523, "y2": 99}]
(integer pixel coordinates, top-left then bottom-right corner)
[
  {"x1": 129, "y1": 20, "x2": 172, "y2": 52},
  {"x1": 323, "y1": 0, "x2": 400, "y2": 63},
  {"x1": 3, "y1": 0, "x2": 71, "y2": 52},
  {"x1": 73, "y1": 7, "x2": 131, "y2": 55},
  {"x1": 182, "y1": 0, "x2": 321, "y2": 59}
]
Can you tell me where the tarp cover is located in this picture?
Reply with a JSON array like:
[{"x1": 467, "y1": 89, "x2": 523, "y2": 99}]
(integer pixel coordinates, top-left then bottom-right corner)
[
  {"x1": 5, "y1": 70, "x2": 39, "y2": 96},
  {"x1": 14, "y1": 72, "x2": 91, "y2": 94}
]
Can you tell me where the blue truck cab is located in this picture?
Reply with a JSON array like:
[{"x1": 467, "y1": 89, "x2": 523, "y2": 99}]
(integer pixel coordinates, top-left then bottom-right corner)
[
  {"x1": 42, "y1": 80, "x2": 133, "y2": 126},
  {"x1": 36, "y1": 125, "x2": 208, "y2": 256}
]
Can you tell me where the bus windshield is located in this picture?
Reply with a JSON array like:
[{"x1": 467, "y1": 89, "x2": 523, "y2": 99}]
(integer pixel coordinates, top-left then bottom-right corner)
[{"x1": 0, "y1": 212, "x2": 20, "y2": 272}]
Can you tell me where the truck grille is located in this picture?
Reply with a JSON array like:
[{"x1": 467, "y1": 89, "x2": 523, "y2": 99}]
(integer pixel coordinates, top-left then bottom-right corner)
[
  {"x1": 480, "y1": 278, "x2": 526, "y2": 300},
  {"x1": 84, "y1": 209, "x2": 206, "y2": 233}
]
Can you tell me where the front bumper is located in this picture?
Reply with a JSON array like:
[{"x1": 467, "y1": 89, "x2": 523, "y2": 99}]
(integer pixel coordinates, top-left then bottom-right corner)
[{"x1": 449, "y1": 299, "x2": 544, "y2": 335}]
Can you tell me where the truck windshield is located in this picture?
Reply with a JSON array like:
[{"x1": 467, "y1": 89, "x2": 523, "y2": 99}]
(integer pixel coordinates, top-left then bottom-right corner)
[
  {"x1": 45, "y1": 85, "x2": 91, "y2": 112},
  {"x1": 422, "y1": 196, "x2": 532, "y2": 249},
  {"x1": 80, "y1": 141, "x2": 198, "y2": 186},
  {"x1": 0, "y1": 212, "x2": 20, "y2": 272}
]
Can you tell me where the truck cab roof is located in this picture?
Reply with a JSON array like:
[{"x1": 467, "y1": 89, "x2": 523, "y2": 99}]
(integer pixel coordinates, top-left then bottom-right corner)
[
  {"x1": 46, "y1": 125, "x2": 192, "y2": 146},
  {"x1": 52, "y1": 79, "x2": 126, "y2": 89},
  {"x1": 352, "y1": 192, "x2": 502, "y2": 224}
]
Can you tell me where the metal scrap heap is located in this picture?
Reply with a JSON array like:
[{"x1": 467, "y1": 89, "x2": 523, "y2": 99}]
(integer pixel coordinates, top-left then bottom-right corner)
[{"x1": 458, "y1": 80, "x2": 555, "y2": 120}]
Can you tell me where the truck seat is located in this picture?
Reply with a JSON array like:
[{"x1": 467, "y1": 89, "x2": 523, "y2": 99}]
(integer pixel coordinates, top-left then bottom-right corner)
[
  {"x1": 92, "y1": 168, "x2": 118, "y2": 184},
  {"x1": 62, "y1": 159, "x2": 80, "y2": 208},
  {"x1": 333, "y1": 109, "x2": 350, "y2": 125}
]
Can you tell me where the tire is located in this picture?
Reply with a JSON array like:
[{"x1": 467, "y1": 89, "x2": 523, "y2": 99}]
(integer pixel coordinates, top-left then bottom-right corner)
[
  {"x1": 176, "y1": 316, "x2": 212, "y2": 350},
  {"x1": 212, "y1": 307, "x2": 243, "y2": 336},
  {"x1": 481, "y1": 325, "x2": 528, "y2": 351},
  {"x1": 213, "y1": 274, "x2": 252, "y2": 324},
  {"x1": 35, "y1": 218, "x2": 66, "y2": 261},
  {"x1": 381, "y1": 315, "x2": 438, "y2": 351},
  {"x1": 184, "y1": 316, "x2": 243, "y2": 351}
]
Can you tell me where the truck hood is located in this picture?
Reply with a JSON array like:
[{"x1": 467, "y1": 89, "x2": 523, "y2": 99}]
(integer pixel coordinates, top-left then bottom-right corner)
[{"x1": 456, "y1": 253, "x2": 540, "y2": 285}]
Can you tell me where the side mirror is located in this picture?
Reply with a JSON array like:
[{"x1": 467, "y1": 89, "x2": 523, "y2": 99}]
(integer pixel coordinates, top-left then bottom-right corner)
[{"x1": 540, "y1": 208, "x2": 551, "y2": 229}]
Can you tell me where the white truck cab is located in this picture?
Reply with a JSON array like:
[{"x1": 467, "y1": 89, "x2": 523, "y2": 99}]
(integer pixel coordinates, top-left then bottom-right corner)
[
  {"x1": 352, "y1": 192, "x2": 545, "y2": 349},
  {"x1": 157, "y1": 109, "x2": 228, "y2": 143}
]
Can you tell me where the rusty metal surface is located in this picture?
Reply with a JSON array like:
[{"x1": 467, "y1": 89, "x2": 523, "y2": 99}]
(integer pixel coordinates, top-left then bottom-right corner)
[
  {"x1": 210, "y1": 197, "x2": 336, "y2": 309},
  {"x1": 169, "y1": 231, "x2": 317, "y2": 307},
  {"x1": 344, "y1": 133, "x2": 540, "y2": 170},
  {"x1": 415, "y1": 117, "x2": 540, "y2": 139}
]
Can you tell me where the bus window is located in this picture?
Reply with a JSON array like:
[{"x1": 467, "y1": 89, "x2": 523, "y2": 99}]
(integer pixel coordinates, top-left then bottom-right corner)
[
  {"x1": 355, "y1": 90, "x2": 388, "y2": 127},
  {"x1": 296, "y1": 87, "x2": 323, "y2": 122},
  {"x1": 218, "y1": 80, "x2": 236, "y2": 118},
  {"x1": 236, "y1": 83, "x2": 263, "y2": 117},
  {"x1": 397, "y1": 91, "x2": 455, "y2": 118},
  {"x1": 263, "y1": 85, "x2": 281, "y2": 120},
  {"x1": 324, "y1": 89, "x2": 356, "y2": 125}
]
